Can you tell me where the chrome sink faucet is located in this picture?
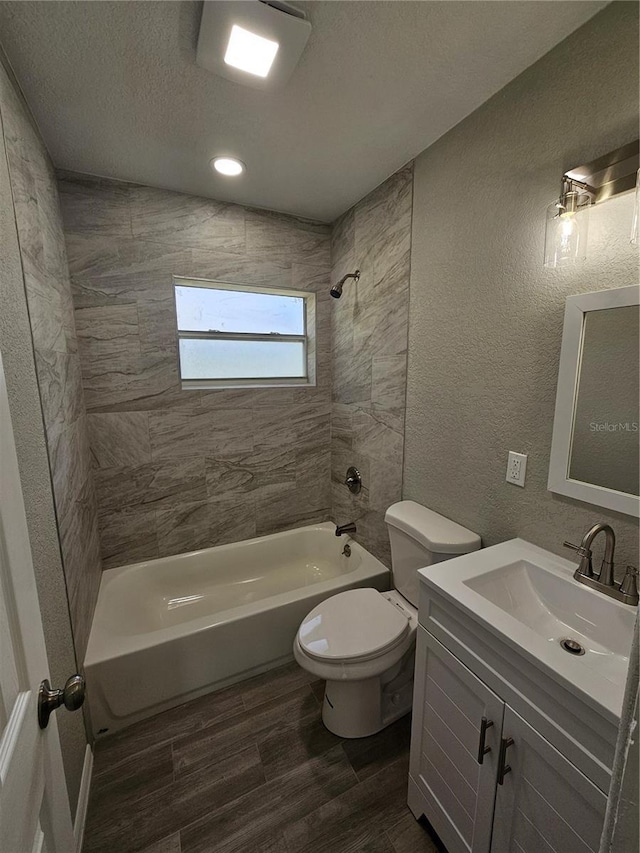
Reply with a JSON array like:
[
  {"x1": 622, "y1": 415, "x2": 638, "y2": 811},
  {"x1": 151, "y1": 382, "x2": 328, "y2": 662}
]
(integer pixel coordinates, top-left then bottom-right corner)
[{"x1": 564, "y1": 523, "x2": 638, "y2": 605}]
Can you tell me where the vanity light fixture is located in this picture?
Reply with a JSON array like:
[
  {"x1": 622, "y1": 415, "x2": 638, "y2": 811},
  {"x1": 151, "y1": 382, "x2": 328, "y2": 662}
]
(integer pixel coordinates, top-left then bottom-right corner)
[
  {"x1": 211, "y1": 156, "x2": 245, "y2": 177},
  {"x1": 544, "y1": 139, "x2": 639, "y2": 268},
  {"x1": 196, "y1": 1, "x2": 311, "y2": 90}
]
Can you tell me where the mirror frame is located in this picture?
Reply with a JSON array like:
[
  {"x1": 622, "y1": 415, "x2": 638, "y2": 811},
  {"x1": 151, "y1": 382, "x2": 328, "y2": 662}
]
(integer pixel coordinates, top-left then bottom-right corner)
[{"x1": 548, "y1": 284, "x2": 640, "y2": 518}]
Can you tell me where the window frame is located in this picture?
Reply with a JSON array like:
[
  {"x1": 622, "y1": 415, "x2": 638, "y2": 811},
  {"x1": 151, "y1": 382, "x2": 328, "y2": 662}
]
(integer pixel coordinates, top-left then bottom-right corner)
[{"x1": 173, "y1": 276, "x2": 316, "y2": 389}]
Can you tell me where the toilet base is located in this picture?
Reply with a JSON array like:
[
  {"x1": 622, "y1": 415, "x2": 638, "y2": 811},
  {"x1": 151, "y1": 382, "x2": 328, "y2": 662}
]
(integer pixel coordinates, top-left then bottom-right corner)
[{"x1": 320, "y1": 650, "x2": 415, "y2": 738}]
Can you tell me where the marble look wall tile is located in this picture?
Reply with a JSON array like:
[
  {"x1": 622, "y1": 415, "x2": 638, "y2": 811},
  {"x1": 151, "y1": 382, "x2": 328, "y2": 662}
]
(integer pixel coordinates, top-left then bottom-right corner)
[
  {"x1": 331, "y1": 403, "x2": 354, "y2": 450},
  {"x1": 94, "y1": 457, "x2": 207, "y2": 513},
  {"x1": 354, "y1": 165, "x2": 413, "y2": 274},
  {"x1": 47, "y1": 414, "x2": 92, "y2": 523},
  {"x1": 35, "y1": 349, "x2": 84, "y2": 432},
  {"x1": 330, "y1": 207, "x2": 355, "y2": 267},
  {"x1": 209, "y1": 495, "x2": 258, "y2": 547},
  {"x1": 295, "y1": 446, "x2": 330, "y2": 491},
  {"x1": 21, "y1": 256, "x2": 68, "y2": 353},
  {"x1": 205, "y1": 444, "x2": 296, "y2": 501},
  {"x1": 252, "y1": 406, "x2": 297, "y2": 448},
  {"x1": 66, "y1": 234, "x2": 190, "y2": 289},
  {"x1": 87, "y1": 412, "x2": 151, "y2": 468},
  {"x1": 130, "y1": 186, "x2": 245, "y2": 253},
  {"x1": 61, "y1": 175, "x2": 335, "y2": 567},
  {"x1": 291, "y1": 263, "x2": 331, "y2": 293},
  {"x1": 245, "y1": 209, "x2": 330, "y2": 269},
  {"x1": 76, "y1": 304, "x2": 141, "y2": 380},
  {"x1": 137, "y1": 298, "x2": 178, "y2": 355},
  {"x1": 82, "y1": 350, "x2": 188, "y2": 413},
  {"x1": 99, "y1": 506, "x2": 159, "y2": 569},
  {"x1": 58, "y1": 177, "x2": 132, "y2": 238},
  {"x1": 156, "y1": 501, "x2": 212, "y2": 557},
  {"x1": 329, "y1": 164, "x2": 413, "y2": 566},
  {"x1": 189, "y1": 248, "x2": 292, "y2": 287},
  {"x1": 256, "y1": 484, "x2": 329, "y2": 537},
  {"x1": 4, "y1": 60, "x2": 102, "y2": 664},
  {"x1": 149, "y1": 406, "x2": 253, "y2": 460},
  {"x1": 58, "y1": 476, "x2": 102, "y2": 661},
  {"x1": 371, "y1": 356, "x2": 407, "y2": 433}
]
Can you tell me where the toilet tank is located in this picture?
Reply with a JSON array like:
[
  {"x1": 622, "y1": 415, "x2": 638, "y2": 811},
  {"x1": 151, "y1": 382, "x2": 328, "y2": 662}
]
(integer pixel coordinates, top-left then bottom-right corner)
[{"x1": 384, "y1": 501, "x2": 481, "y2": 607}]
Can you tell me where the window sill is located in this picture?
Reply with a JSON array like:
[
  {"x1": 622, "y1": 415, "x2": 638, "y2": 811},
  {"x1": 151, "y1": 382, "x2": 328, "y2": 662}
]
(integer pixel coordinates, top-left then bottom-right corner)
[{"x1": 181, "y1": 378, "x2": 315, "y2": 390}]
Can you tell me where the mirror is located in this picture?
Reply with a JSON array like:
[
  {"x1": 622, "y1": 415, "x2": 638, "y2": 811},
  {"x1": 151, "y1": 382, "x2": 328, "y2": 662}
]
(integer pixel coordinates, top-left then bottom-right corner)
[{"x1": 549, "y1": 285, "x2": 640, "y2": 517}]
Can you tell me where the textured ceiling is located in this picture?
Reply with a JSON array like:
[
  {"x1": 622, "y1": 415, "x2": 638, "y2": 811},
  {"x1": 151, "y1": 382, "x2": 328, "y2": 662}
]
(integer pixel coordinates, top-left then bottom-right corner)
[{"x1": 0, "y1": 1, "x2": 606, "y2": 221}]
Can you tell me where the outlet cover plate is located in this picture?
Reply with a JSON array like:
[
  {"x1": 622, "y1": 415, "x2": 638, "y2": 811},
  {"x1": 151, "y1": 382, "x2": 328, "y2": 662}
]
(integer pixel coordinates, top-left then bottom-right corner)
[{"x1": 506, "y1": 451, "x2": 527, "y2": 487}]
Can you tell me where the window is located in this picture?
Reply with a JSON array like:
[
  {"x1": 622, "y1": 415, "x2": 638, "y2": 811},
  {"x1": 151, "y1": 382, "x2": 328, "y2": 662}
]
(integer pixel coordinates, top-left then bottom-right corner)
[{"x1": 174, "y1": 278, "x2": 315, "y2": 388}]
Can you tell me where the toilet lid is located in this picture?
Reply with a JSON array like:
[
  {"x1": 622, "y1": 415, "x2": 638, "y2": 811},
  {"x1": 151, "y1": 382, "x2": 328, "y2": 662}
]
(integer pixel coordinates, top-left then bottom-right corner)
[{"x1": 297, "y1": 588, "x2": 409, "y2": 662}]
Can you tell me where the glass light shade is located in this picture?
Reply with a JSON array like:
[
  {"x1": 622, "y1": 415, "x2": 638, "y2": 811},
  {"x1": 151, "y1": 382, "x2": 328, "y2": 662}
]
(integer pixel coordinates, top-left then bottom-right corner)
[
  {"x1": 544, "y1": 191, "x2": 591, "y2": 268},
  {"x1": 631, "y1": 168, "x2": 640, "y2": 245}
]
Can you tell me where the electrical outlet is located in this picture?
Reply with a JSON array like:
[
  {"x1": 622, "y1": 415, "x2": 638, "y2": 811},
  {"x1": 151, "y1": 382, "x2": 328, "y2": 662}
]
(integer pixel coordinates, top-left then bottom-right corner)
[{"x1": 506, "y1": 451, "x2": 527, "y2": 487}]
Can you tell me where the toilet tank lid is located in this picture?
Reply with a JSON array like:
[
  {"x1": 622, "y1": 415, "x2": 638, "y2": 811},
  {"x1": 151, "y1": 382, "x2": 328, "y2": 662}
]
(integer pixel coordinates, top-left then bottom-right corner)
[{"x1": 385, "y1": 501, "x2": 481, "y2": 554}]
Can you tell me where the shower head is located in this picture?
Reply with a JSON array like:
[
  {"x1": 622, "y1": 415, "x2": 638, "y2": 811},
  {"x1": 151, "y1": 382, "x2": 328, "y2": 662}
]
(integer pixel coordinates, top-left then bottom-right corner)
[{"x1": 330, "y1": 269, "x2": 360, "y2": 299}]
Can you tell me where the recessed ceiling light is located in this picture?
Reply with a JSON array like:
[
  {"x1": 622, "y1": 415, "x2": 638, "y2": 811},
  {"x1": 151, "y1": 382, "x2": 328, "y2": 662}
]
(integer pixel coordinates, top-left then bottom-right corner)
[
  {"x1": 224, "y1": 24, "x2": 279, "y2": 78},
  {"x1": 211, "y1": 157, "x2": 245, "y2": 177}
]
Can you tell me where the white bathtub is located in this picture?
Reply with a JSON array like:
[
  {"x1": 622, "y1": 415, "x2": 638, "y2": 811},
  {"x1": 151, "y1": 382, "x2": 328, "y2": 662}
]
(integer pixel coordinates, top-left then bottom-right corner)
[{"x1": 84, "y1": 522, "x2": 390, "y2": 737}]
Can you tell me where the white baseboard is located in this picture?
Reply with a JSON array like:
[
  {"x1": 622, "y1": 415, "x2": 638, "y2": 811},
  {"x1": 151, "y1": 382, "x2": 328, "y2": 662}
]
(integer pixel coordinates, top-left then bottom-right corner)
[{"x1": 74, "y1": 744, "x2": 93, "y2": 853}]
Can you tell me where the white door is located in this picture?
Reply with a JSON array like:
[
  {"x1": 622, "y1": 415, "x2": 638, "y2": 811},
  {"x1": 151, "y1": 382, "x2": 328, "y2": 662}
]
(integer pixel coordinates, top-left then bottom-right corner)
[
  {"x1": 0, "y1": 353, "x2": 76, "y2": 853},
  {"x1": 491, "y1": 706, "x2": 607, "y2": 853}
]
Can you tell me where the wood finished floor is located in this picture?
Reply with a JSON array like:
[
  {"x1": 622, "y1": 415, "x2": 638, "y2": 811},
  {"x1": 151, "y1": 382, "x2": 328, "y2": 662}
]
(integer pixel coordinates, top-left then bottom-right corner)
[{"x1": 83, "y1": 662, "x2": 442, "y2": 853}]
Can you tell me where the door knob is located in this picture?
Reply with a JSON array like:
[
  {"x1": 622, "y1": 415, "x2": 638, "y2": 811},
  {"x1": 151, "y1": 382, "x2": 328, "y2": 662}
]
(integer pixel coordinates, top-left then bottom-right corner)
[{"x1": 38, "y1": 674, "x2": 85, "y2": 730}]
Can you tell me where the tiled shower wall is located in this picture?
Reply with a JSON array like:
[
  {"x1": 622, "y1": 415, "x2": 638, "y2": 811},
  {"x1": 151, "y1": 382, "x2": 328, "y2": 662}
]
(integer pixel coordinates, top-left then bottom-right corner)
[
  {"x1": 330, "y1": 164, "x2": 413, "y2": 566},
  {"x1": 58, "y1": 175, "x2": 332, "y2": 568},
  {"x1": 1, "y1": 71, "x2": 101, "y2": 661}
]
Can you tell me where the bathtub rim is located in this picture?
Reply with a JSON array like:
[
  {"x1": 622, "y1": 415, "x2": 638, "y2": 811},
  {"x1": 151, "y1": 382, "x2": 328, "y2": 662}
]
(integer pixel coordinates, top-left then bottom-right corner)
[{"x1": 85, "y1": 522, "x2": 390, "y2": 667}]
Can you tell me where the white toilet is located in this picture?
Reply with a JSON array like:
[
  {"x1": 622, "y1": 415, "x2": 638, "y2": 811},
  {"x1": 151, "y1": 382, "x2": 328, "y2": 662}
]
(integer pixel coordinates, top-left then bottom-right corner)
[{"x1": 294, "y1": 501, "x2": 481, "y2": 738}]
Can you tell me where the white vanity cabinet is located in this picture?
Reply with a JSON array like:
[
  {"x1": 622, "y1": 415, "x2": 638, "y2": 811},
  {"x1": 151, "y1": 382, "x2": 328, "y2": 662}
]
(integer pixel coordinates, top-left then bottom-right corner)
[
  {"x1": 409, "y1": 627, "x2": 608, "y2": 853},
  {"x1": 490, "y1": 706, "x2": 607, "y2": 853}
]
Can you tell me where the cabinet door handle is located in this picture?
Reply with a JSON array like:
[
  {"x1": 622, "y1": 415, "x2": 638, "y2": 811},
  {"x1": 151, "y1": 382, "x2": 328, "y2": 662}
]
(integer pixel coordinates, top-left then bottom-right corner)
[
  {"x1": 497, "y1": 736, "x2": 514, "y2": 784},
  {"x1": 476, "y1": 716, "x2": 494, "y2": 764}
]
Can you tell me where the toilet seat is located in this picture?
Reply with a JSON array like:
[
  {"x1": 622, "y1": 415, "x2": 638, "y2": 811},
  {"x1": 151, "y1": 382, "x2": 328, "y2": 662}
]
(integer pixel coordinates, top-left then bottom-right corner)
[{"x1": 297, "y1": 588, "x2": 409, "y2": 663}]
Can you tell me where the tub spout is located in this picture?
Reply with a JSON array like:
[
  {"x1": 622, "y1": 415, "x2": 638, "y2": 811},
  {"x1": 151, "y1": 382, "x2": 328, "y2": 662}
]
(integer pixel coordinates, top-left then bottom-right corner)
[{"x1": 335, "y1": 522, "x2": 357, "y2": 537}]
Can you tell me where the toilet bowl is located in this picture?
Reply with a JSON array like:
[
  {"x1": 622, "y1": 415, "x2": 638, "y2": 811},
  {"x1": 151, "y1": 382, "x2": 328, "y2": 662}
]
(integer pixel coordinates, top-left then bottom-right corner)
[{"x1": 294, "y1": 501, "x2": 480, "y2": 738}]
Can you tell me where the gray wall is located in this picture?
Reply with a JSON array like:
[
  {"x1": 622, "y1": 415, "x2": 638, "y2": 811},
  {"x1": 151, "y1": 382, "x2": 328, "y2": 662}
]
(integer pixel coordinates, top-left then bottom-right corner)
[
  {"x1": 0, "y1": 54, "x2": 86, "y2": 817},
  {"x1": 330, "y1": 165, "x2": 413, "y2": 566},
  {"x1": 58, "y1": 174, "x2": 332, "y2": 568},
  {"x1": 404, "y1": 1, "x2": 639, "y2": 568}
]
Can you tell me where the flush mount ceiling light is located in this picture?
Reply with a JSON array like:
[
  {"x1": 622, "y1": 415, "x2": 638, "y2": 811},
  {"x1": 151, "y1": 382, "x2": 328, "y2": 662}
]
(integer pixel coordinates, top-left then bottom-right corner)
[
  {"x1": 196, "y1": 1, "x2": 311, "y2": 90},
  {"x1": 211, "y1": 157, "x2": 245, "y2": 177},
  {"x1": 544, "y1": 139, "x2": 639, "y2": 268}
]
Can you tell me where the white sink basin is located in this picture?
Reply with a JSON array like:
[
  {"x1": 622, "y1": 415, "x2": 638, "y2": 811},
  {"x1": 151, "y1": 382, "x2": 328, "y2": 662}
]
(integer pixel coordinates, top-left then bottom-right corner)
[{"x1": 419, "y1": 539, "x2": 637, "y2": 719}]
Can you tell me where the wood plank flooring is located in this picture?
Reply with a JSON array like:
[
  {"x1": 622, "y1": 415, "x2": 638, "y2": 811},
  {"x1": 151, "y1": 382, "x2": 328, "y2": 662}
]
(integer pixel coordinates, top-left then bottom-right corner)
[{"x1": 83, "y1": 662, "x2": 443, "y2": 853}]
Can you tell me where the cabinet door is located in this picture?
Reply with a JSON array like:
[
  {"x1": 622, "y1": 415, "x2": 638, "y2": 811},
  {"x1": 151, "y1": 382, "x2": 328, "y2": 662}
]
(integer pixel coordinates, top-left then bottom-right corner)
[
  {"x1": 410, "y1": 629, "x2": 505, "y2": 853},
  {"x1": 490, "y1": 706, "x2": 607, "y2": 853}
]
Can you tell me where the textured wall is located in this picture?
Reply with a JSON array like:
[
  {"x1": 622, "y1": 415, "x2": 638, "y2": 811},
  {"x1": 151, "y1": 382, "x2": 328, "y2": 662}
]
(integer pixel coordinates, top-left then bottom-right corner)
[
  {"x1": 0, "y1": 54, "x2": 87, "y2": 817},
  {"x1": 58, "y1": 174, "x2": 332, "y2": 568},
  {"x1": 405, "y1": 2, "x2": 639, "y2": 567},
  {"x1": 330, "y1": 165, "x2": 413, "y2": 566}
]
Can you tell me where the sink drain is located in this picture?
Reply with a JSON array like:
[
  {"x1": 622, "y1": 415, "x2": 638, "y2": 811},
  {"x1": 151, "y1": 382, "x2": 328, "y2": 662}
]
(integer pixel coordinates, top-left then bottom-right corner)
[{"x1": 560, "y1": 638, "x2": 585, "y2": 656}]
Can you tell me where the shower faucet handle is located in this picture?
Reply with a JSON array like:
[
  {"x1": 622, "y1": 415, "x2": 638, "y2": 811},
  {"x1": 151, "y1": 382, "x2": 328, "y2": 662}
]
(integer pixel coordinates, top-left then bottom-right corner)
[{"x1": 344, "y1": 466, "x2": 362, "y2": 494}]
